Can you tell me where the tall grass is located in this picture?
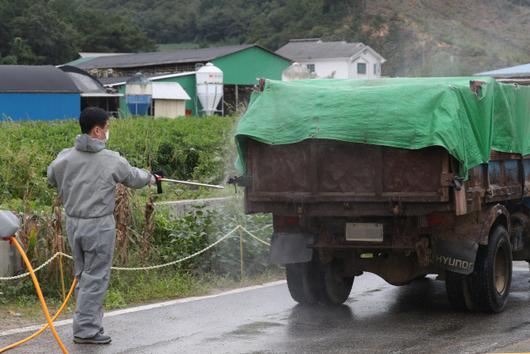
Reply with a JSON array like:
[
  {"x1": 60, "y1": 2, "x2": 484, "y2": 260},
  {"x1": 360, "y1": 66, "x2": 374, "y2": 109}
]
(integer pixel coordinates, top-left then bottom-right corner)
[{"x1": 0, "y1": 116, "x2": 236, "y2": 209}]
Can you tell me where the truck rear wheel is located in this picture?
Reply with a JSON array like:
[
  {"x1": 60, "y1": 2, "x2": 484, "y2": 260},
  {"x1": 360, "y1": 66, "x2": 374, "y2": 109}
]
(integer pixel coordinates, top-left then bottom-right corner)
[
  {"x1": 286, "y1": 261, "x2": 320, "y2": 305},
  {"x1": 321, "y1": 259, "x2": 354, "y2": 305},
  {"x1": 470, "y1": 225, "x2": 512, "y2": 313}
]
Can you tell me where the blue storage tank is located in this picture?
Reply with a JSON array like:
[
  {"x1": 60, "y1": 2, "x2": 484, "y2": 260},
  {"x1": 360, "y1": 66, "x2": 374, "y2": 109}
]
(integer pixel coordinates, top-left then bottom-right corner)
[
  {"x1": 125, "y1": 73, "x2": 152, "y2": 116},
  {"x1": 126, "y1": 94, "x2": 152, "y2": 116}
]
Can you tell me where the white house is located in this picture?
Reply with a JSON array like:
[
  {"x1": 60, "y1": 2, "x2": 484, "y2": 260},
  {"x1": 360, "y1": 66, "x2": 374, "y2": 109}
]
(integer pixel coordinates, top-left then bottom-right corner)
[{"x1": 276, "y1": 38, "x2": 386, "y2": 79}]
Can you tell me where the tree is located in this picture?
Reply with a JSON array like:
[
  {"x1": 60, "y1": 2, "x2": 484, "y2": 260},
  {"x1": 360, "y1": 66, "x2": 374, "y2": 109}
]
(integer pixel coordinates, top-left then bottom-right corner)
[
  {"x1": 9, "y1": 37, "x2": 39, "y2": 64},
  {"x1": 9, "y1": 2, "x2": 78, "y2": 64},
  {"x1": 74, "y1": 9, "x2": 156, "y2": 53},
  {"x1": 0, "y1": 0, "x2": 156, "y2": 65}
]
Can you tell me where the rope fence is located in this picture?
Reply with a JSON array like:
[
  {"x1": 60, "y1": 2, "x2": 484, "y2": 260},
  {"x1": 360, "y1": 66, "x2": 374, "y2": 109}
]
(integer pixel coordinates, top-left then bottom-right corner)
[{"x1": 0, "y1": 225, "x2": 271, "y2": 281}]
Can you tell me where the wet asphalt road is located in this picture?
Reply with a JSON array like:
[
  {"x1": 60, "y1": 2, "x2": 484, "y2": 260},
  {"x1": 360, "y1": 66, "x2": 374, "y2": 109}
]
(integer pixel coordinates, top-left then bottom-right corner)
[{"x1": 3, "y1": 264, "x2": 530, "y2": 353}]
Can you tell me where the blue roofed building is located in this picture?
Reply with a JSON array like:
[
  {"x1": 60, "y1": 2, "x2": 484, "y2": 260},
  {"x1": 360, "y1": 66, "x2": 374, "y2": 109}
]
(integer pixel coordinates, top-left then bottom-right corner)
[
  {"x1": 0, "y1": 65, "x2": 122, "y2": 121},
  {"x1": 0, "y1": 65, "x2": 81, "y2": 121}
]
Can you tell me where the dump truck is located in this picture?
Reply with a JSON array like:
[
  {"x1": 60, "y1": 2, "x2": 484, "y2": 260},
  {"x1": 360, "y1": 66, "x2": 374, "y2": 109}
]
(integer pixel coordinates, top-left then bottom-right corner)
[{"x1": 233, "y1": 77, "x2": 530, "y2": 313}]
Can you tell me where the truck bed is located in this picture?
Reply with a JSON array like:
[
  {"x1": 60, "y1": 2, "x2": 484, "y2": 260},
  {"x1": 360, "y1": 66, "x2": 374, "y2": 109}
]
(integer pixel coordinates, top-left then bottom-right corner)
[{"x1": 243, "y1": 139, "x2": 529, "y2": 216}]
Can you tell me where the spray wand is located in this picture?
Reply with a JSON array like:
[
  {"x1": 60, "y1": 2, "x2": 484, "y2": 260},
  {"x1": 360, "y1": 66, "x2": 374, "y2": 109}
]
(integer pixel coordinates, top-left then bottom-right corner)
[{"x1": 153, "y1": 172, "x2": 224, "y2": 193}]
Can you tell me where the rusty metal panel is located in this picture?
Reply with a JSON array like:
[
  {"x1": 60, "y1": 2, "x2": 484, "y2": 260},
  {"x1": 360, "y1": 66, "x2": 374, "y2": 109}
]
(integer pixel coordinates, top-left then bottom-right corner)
[
  {"x1": 488, "y1": 161, "x2": 502, "y2": 185},
  {"x1": 467, "y1": 165, "x2": 486, "y2": 189},
  {"x1": 244, "y1": 200, "x2": 453, "y2": 217},
  {"x1": 486, "y1": 159, "x2": 523, "y2": 202},
  {"x1": 316, "y1": 142, "x2": 378, "y2": 195},
  {"x1": 465, "y1": 164, "x2": 486, "y2": 212},
  {"x1": 245, "y1": 139, "x2": 528, "y2": 217},
  {"x1": 504, "y1": 160, "x2": 520, "y2": 184},
  {"x1": 504, "y1": 160, "x2": 522, "y2": 197},
  {"x1": 486, "y1": 161, "x2": 503, "y2": 202},
  {"x1": 524, "y1": 158, "x2": 530, "y2": 197},
  {"x1": 380, "y1": 146, "x2": 446, "y2": 197},
  {"x1": 248, "y1": 140, "x2": 312, "y2": 194},
  {"x1": 247, "y1": 139, "x2": 450, "y2": 203}
]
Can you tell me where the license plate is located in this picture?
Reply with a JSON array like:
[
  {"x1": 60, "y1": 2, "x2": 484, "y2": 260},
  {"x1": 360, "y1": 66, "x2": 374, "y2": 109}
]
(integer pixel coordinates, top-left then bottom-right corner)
[{"x1": 345, "y1": 223, "x2": 384, "y2": 242}]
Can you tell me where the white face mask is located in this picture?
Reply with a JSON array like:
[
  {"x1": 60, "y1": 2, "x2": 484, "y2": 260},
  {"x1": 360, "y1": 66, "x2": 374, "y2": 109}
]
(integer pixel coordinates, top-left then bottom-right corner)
[{"x1": 105, "y1": 130, "x2": 109, "y2": 141}]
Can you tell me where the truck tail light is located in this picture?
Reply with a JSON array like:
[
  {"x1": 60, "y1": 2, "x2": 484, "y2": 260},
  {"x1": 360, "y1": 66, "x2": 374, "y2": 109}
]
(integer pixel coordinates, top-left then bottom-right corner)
[
  {"x1": 424, "y1": 213, "x2": 452, "y2": 227},
  {"x1": 273, "y1": 215, "x2": 300, "y2": 231}
]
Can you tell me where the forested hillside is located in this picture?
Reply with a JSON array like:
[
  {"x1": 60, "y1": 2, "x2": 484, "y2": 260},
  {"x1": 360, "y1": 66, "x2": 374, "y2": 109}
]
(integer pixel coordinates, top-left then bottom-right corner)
[
  {"x1": 0, "y1": 0, "x2": 155, "y2": 65},
  {"x1": 1, "y1": 0, "x2": 529, "y2": 76}
]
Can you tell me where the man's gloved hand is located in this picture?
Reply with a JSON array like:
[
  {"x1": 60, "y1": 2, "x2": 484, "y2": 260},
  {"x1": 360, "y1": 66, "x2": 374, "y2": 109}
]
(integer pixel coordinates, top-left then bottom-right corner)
[
  {"x1": 149, "y1": 174, "x2": 163, "y2": 186},
  {"x1": 152, "y1": 170, "x2": 164, "y2": 180},
  {"x1": 151, "y1": 170, "x2": 165, "y2": 192}
]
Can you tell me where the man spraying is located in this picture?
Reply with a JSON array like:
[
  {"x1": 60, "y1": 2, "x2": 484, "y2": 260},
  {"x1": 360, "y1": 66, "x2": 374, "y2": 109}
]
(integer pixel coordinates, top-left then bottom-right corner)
[{"x1": 47, "y1": 107, "x2": 154, "y2": 345}]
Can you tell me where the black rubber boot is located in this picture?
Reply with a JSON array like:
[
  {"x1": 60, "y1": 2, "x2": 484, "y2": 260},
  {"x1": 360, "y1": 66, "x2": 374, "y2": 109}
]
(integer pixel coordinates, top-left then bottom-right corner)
[{"x1": 74, "y1": 333, "x2": 112, "y2": 344}]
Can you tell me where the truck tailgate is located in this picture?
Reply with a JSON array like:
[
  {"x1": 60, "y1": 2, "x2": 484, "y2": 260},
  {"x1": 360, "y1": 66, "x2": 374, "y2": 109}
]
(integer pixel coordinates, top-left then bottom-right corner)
[{"x1": 245, "y1": 139, "x2": 451, "y2": 203}]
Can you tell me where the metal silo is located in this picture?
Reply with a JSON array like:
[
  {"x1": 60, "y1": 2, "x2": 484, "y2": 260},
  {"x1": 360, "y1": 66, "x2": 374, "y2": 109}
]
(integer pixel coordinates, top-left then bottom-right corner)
[{"x1": 196, "y1": 63, "x2": 223, "y2": 116}]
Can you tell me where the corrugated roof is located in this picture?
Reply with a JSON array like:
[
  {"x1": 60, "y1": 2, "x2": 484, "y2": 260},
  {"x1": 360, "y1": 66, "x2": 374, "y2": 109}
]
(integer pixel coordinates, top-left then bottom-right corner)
[
  {"x1": 63, "y1": 57, "x2": 95, "y2": 67},
  {"x1": 475, "y1": 63, "x2": 530, "y2": 78},
  {"x1": 152, "y1": 82, "x2": 191, "y2": 100},
  {"x1": 276, "y1": 39, "x2": 366, "y2": 60},
  {"x1": 79, "y1": 52, "x2": 131, "y2": 58},
  {"x1": 74, "y1": 45, "x2": 255, "y2": 70},
  {"x1": 59, "y1": 65, "x2": 107, "y2": 93},
  {"x1": 0, "y1": 65, "x2": 80, "y2": 93},
  {"x1": 100, "y1": 72, "x2": 196, "y2": 87}
]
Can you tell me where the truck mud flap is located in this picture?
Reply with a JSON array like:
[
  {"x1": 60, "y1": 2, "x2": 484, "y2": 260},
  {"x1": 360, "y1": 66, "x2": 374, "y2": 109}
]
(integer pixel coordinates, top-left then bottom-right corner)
[
  {"x1": 432, "y1": 239, "x2": 478, "y2": 275},
  {"x1": 270, "y1": 232, "x2": 314, "y2": 265}
]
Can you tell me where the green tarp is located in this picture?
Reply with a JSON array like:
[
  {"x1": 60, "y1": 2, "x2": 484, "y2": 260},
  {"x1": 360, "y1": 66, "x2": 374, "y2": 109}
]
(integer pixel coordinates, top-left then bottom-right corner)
[{"x1": 235, "y1": 77, "x2": 530, "y2": 178}]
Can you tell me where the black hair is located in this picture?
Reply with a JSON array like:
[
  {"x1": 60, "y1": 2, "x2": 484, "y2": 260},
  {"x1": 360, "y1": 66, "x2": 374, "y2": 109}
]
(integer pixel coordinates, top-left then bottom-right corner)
[{"x1": 79, "y1": 107, "x2": 109, "y2": 134}]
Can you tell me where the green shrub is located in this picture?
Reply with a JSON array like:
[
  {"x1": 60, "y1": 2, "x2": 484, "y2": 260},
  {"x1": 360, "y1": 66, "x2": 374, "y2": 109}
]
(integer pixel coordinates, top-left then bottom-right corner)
[
  {"x1": 151, "y1": 205, "x2": 215, "y2": 273},
  {"x1": 151, "y1": 199, "x2": 274, "y2": 279}
]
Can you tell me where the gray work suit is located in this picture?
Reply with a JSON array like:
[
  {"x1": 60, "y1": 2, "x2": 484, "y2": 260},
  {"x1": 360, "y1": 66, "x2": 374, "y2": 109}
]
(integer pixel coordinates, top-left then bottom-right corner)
[{"x1": 47, "y1": 134, "x2": 151, "y2": 339}]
